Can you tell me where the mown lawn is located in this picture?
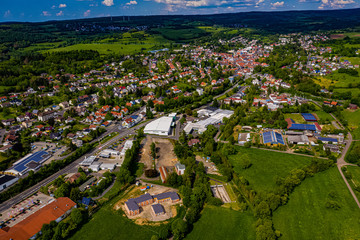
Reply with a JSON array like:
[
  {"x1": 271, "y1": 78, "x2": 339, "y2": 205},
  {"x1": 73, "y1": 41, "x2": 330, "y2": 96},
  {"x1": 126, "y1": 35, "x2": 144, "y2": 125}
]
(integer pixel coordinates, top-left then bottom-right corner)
[
  {"x1": 228, "y1": 147, "x2": 312, "y2": 193},
  {"x1": 342, "y1": 109, "x2": 360, "y2": 140},
  {"x1": 273, "y1": 167, "x2": 360, "y2": 240},
  {"x1": 185, "y1": 206, "x2": 256, "y2": 240}
]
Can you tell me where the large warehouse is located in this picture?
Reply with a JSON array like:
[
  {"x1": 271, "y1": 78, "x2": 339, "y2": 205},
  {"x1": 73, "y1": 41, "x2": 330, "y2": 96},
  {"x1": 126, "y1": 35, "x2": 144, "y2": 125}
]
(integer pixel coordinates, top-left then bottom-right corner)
[
  {"x1": 184, "y1": 108, "x2": 234, "y2": 134},
  {"x1": 144, "y1": 116, "x2": 174, "y2": 136},
  {"x1": 6, "y1": 151, "x2": 51, "y2": 176}
]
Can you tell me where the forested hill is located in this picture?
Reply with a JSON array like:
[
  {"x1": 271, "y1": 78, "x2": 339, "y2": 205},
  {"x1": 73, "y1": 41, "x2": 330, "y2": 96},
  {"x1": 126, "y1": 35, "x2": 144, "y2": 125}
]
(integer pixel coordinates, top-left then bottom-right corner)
[{"x1": 2, "y1": 8, "x2": 360, "y2": 33}]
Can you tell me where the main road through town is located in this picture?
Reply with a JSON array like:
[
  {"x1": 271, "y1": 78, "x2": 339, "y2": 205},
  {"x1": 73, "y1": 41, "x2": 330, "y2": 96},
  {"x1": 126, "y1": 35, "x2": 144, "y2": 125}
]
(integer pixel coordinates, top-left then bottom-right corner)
[{"x1": 0, "y1": 80, "x2": 242, "y2": 212}]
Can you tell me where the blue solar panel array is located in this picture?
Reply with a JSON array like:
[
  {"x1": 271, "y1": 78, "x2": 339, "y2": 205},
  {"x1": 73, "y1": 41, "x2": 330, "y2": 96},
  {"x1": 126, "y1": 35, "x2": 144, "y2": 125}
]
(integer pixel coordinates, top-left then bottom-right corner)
[
  {"x1": 263, "y1": 131, "x2": 284, "y2": 145},
  {"x1": 275, "y1": 132, "x2": 285, "y2": 145},
  {"x1": 318, "y1": 137, "x2": 338, "y2": 143},
  {"x1": 301, "y1": 113, "x2": 317, "y2": 121},
  {"x1": 12, "y1": 151, "x2": 49, "y2": 174},
  {"x1": 289, "y1": 124, "x2": 316, "y2": 131}
]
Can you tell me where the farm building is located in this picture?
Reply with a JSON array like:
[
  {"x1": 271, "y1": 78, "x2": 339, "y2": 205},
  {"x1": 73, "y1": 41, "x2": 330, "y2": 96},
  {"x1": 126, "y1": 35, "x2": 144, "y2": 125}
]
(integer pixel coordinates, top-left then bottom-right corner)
[
  {"x1": 288, "y1": 123, "x2": 317, "y2": 131},
  {"x1": 144, "y1": 117, "x2": 174, "y2": 136},
  {"x1": 5, "y1": 151, "x2": 51, "y2": 176},
  {"x1": 301, "y1": 113, "x2": 317, "y2": 122},
  {"x1": 287, "y1": 135, "x2": 309, "y2": 145},
  {"x1": 151, "y1": 204, "x2": 165, "y2": 216},
  {"x1": 262, "y1": 131, "x2": 285, "y2": 146},
  {"x1": 317, "y1": 137, "x2": 338, "y2": 144}
]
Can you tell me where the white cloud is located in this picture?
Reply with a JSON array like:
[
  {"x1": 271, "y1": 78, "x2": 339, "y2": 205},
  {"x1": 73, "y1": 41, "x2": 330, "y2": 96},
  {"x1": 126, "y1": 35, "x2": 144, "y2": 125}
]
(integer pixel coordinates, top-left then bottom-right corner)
[
  {"x1": 51, "y1": 5, "x2": 56, "y2": 9},
  {"x1": 84, "y1": 9, "x2": 91, "y2": 17},
  {"x1": 271, "y1": 1, "x2": 284, "y2": 7},
  {"x1": 42, "y1": 11, "x2": 51, "y2": 16},
  {"x1": 102, "y1": 0, "x2": 114, "y2": 6},
  {"x1": 56, "y1": 11, "x2": 64, "y2": 16},
  {"x1": 319, "y1": 0, "x2": 354, "y2": 8},
  {"x1": 4, "y1": 10, "x2": 11, "y2": 18},
  {"x1": 59, "y1": 4, "x2": 67, "y2": 8},
  {"x1": 126, "y1": 0, "x2": 138, "y2": 4}
]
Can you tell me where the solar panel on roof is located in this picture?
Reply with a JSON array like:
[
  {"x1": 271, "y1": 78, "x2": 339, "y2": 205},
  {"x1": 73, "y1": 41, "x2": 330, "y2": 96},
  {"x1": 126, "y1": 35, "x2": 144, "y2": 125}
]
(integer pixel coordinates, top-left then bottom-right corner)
[
  {"x1": 301, "y1": 113, "x2": 317, "y2": 121},
  {"x1": 11, "y1": 151, "x2": 49, "y2": 174},
  {"x1": 289, "y1": 124, "x2": 316, "y2": 131}
]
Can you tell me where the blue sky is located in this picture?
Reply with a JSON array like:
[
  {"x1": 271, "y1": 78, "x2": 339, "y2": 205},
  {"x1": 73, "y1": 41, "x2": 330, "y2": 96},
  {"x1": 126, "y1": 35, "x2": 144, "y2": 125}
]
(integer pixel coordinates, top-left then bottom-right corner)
[{"x1": 1, "y1": 0, "x2": 359, "y2": 22}]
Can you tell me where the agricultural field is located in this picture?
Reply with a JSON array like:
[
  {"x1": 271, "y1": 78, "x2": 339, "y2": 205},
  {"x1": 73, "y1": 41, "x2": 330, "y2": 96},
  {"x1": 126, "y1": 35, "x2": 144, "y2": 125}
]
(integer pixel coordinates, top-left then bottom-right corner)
[
  {"x1": 185, "y1": 206, "x2": 256, "y2": 240},
  {"x1": 342, "y1": 109, "x2": 360, "y2": 139},
  {"x1": 273, "y1": 167, "x2": 360, "y2": 240},
  {"x1": 283, "y1": 113, "x2": 306, "y2": 123},
  {"x1": 345, "y1": 166, "x2": 360, "y2": 201},
  {"x1": 313, "y1": 111, "x2": 334, "y2": 123},
  {"x1": 154, "y1": 27, "x2": 209, "y2": 41},
  {"x1": 46, "y1": 33, "x2": 170, "y2": 55},
  {"x1": 228, "y1": 147, "x2": 312, "y2": 193}
]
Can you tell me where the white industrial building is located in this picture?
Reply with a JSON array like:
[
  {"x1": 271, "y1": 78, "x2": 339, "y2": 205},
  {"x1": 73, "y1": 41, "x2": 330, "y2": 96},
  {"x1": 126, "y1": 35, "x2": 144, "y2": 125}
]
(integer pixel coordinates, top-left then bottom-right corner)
[
  {"x1": 99, "y1": 149, "x2": 120, "y2": 158},
  {"x1": 80, "y1": 156, "x2": 96, "y2": 166},
  {"x1": 184, "y1": 109, "x2": 234, "y2": 134},
  {"x1": 144, "y1": 116, "x2": 174, "y2": 136},
  {"x1": 120, "y1": 140, "x2": 134, "y2": 156},
  {"x1": 0, "y1": 174, "x2": 18, "y2": 191}
]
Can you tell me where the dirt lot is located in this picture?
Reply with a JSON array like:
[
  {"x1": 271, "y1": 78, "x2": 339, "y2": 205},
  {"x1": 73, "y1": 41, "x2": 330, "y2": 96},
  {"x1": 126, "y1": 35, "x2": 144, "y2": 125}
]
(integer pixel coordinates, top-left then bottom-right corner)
[
  {"x1": 211, "y1": 185, "x2": 231, "y2": 203},
  {"x1": 196, "y1": 155, "x2": 220, "y2": 175},
  {"x1": 330, "y1": 34, "x2": 345, "y2": 39},
  {"x1": 140, "y1": 136, "x2": 177, "y2": 170},
  {"x1": 114, "y1": 183, "x2": 181, "y2": 224}
]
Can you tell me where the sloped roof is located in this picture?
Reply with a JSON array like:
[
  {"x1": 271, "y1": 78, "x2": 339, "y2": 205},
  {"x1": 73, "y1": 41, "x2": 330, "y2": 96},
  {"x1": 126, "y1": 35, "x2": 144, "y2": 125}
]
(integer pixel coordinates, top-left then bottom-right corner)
[{"x1": 0, "y1": 197, "x2": 76, "y2": 240}]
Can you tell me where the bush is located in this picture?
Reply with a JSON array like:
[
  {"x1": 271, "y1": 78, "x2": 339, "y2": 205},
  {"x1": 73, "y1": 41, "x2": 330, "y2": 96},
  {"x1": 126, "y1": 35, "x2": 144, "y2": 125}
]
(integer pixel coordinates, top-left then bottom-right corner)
[{"x1": 145, "y1": 169, "x2": 158, "y2": 178}]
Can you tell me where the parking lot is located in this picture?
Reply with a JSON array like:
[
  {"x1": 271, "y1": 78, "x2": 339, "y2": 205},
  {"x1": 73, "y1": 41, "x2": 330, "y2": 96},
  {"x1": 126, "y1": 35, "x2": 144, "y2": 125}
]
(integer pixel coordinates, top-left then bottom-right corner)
[
  {"x1": 0, "y1": 193, "x2": 54, "y2": 227},
  {"x1": 31, "y1": 142, "x2": 68, "y2": 165}
]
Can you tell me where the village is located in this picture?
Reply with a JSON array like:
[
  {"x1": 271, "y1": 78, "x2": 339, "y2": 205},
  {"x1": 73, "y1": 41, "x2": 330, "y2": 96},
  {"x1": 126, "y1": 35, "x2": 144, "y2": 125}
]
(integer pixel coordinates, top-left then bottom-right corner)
[{"x1": 0, "y1": 31, "x2": 357, "y2": 240}]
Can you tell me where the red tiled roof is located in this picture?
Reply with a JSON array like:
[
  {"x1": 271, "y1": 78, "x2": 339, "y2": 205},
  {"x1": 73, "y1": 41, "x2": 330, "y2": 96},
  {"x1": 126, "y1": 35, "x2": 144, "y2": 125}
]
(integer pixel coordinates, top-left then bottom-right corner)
[{"x1": 0, "y1": 197, "x2": 76, "y2": 240}]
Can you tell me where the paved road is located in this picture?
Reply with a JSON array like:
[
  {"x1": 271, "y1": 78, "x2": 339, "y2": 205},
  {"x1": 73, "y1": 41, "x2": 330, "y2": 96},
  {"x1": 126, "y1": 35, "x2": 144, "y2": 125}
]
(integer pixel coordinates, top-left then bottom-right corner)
[
  {"x1": 0, "y1": 119, "x2": 152, "y2": 212},
  {"x1": 312, "y1": 102, "x2": 360, "y2": 209},
  {"x1": 0, "y1": 81, "x2": 242, "y2": 212}
]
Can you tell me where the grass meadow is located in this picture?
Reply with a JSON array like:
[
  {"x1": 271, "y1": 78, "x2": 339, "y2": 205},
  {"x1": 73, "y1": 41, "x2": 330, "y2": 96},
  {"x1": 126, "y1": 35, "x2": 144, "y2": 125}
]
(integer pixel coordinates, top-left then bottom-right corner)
[
  {"x1": 228, "y1": 147, "x2": 312, "y2": 193},
  {"x1": 185, "y1": 206, "x2": 256, "y2": 240},
  {"x1": 273, "y1": 167, "x2": 360, "y2": 240},
  {"x1": 342, "y1": 109, "x2": 360, "y2": 139}
]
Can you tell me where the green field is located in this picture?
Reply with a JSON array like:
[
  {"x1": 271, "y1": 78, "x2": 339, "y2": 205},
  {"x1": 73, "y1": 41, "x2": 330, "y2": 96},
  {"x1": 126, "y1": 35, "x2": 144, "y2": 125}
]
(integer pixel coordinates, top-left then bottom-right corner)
[
  {"x1": 185, "y1": 206, "x2": 256, "y2": 240},
  {"x1": 46, "y1": 34, "x2": 170, "y2": 55},
  {"x1": 341, "y1": 57, "x2": 360, "y2": 66},
  {"x1": 273, "y1": 167, "x2": 360, "y2": 240},
  {"x1": 314, "y1": 111, "x2": 334, "y2": 123},
  {"x1": 70, "y1": 196, "x2": 159, "y2": 240},
  {"x1": 228, "y1": 147, "x2": 312, "y2": 193},
  {"x1": 155, "y1": 27, "x2": 209, "y2": 41},
  {"x1": 284, "y1": 113, "x2": 306, "y2": 123},
  {"x1": 342, "y1": 109, "x2": 360, "y2": 139},
  {"x1": 346, "y1": 166, "x2": 360, "y2": 201}
]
